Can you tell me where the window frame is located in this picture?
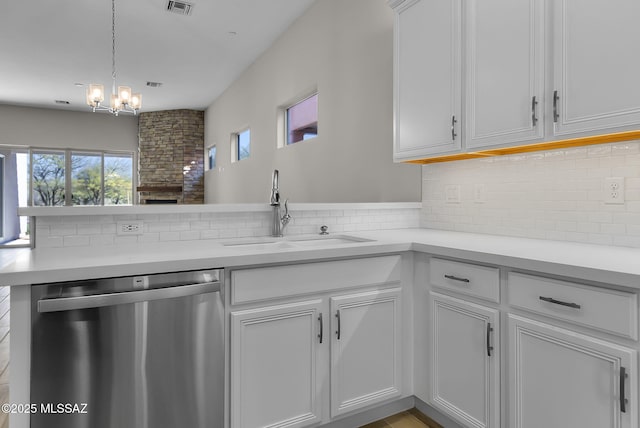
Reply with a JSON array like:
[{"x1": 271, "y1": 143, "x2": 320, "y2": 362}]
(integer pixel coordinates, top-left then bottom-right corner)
[
  {"x1": 231, "y1": 127, "x2": 251, "y2": 162},
  {"x1": 207, "y1": 145, "x2": 217, "y2": 170},
  {"x1": 28, "y1": 147, "x2": 135, "y2": 206},
  {"x1": 278, "y1": 90, "x2": 319, "y2": 148}
]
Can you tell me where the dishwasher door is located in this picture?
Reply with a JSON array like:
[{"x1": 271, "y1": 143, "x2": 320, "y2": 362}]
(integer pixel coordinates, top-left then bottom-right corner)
[{"x1": 30, "y1": 269, "x2": 224, "y2": 428}]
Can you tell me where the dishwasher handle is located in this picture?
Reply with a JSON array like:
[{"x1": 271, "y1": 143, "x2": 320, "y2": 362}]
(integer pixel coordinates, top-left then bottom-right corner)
[{"x1": 37, "y1": 281, "x2": 220, "y2": 313}]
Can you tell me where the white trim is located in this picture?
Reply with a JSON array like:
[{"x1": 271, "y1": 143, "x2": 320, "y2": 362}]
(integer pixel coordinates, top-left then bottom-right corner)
[{"x1": 18, "y1": 202, "x2": 422, "y2": 217}]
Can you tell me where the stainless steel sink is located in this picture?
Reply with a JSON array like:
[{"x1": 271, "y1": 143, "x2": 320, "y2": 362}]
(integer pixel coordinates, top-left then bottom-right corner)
[{"x1": 223, "y1": 235, "x2": 373, "y2": 250}]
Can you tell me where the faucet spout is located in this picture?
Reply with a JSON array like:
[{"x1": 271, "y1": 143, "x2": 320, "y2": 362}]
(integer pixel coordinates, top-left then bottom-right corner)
[{"x1": 270, "y1": 169, "x2": 280, "y2": 206}]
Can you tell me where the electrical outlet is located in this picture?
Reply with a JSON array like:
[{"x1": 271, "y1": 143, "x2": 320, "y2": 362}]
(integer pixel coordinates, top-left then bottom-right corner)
[
  {"x1": 604, "y1": 177, "x2": 625, "y2": 204},
  {"x1": 445, "y1": 185, "x2": 461, "y2": 203},
  {"x1": 117, "y1": 220, "x2": 144, "y2": 235}
]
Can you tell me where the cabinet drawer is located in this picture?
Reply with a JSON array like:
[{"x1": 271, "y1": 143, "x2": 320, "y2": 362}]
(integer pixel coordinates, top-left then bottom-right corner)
[
  {"x1": 430, "y1": 258, "x2": 499, "y2": 302},
  {"x1": 508, "y1": 272, "x2": 638, "y2": 340},
  {"x1": 231, "y1": 255, "x2": 402, "y2": 305}
]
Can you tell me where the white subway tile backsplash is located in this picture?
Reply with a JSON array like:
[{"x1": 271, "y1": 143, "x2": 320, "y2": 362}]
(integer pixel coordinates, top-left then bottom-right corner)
[
  {"x1": 31, "y1": 204, "x2": 419, "y2": 248},
  {"x1": 422, "y1": 140, "x2": 640, "y2": 248}
]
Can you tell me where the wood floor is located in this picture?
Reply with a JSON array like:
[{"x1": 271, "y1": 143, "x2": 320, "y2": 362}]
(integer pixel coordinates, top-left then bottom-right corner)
[
  {"x1": 0, "y1": 287, "x2": 10, "y2": 428},
  {"x1": 363, "y1": 408, "x2": 442, "y2": 428}
]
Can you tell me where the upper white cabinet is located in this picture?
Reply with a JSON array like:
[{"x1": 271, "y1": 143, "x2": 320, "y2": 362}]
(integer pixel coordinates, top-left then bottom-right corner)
[
  {"x1": 465, "y1": 0, "x2": 544, "y2": 149},
  {"x1": 392, "y1": 0, "x2": 462, "y2": 160},
  {"x1": 390, "y1": 0, "x2": 640, "y2": 161},
  {"x1": 552, "y1": 0, "x2": 640, "y2": 137}
]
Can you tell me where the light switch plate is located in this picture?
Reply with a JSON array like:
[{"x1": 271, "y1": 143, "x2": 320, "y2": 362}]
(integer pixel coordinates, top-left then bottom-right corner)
[{"x1": 445, "y1": 185, "x2": 461, "y2": 203}]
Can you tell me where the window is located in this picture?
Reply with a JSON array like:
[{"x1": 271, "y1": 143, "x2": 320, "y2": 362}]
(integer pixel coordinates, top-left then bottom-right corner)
[
  {"x1": 104, "y1": 154, "x2": 133, "y2": 205},
  {"x1": 32, "y1": 150, "x2": 66, "y2": 206},
  {"x1": 71, "y1": 152, "x2": 102, "y2": 205},
  {"x1": 30, "y1": 149, "x2": 133, "y2": 206},
  {"x1": 0, "y1": 147, "x2": 31, "y2": 246},
  {"x1": 235, "y1": 129, "x2": 250, "y2": 161},
  {"x1": 208, "y1": 145, "x2": 217, "y2": 170},
  {"x1": 286, "y1": 93, "x2": 318, "y2": 145}
]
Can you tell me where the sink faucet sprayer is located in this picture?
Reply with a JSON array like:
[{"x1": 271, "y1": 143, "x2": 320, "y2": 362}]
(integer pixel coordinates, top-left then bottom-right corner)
[{"x1": 270, "y1": 169, "x2": 291, "y2": 237}]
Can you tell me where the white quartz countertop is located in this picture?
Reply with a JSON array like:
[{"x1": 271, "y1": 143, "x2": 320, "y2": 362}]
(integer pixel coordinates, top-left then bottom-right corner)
[{"x1": 1, "y1": 229, "x2": 639, "y2": 289}]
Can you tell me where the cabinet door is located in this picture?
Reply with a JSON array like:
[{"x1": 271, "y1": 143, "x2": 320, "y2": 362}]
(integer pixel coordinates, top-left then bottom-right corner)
[
  {"x1": 330, "y1": 288, "x2": 402, "y2": 417},
  {"x1": 392, "y1": 0, "x2": 462, "y2": 161},
  {"x1": 430, "y1": 292, "x2": 500, "y2": 428},
  {"x1": 509, "y1": 314, "x2": 637, "y2": 428},
  {"x1": 230, "y1": 300, "x2": 323, "y2": 428},
  {"x1": 553, "y1": 0, "x2": 640, "y2": 136},
  {"x1": 465, "y1": 0, "x2": 544, "y2": 149}
]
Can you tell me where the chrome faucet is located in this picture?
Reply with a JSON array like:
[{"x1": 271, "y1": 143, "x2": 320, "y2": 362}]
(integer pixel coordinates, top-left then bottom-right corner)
[{"x1": 270, "y1": 169, "x2": 291, "y2": 237}]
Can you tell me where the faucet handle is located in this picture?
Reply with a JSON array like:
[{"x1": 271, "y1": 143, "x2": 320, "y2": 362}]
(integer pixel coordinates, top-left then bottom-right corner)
[
  {"x1": 320, "y1": 225, "x2": 329, "y2": 235},
  {"x1": 281, "y1": 199, "x2": 291, "y2": 224}
]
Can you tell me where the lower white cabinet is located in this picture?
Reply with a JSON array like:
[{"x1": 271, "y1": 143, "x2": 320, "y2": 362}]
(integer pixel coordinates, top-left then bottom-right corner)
[
  {"x1": 430, "y1": 292, "x2": 500, "y2": 428},
  {"x1": 230, "y1": 300, "x2": 324, "y2": 428},
  {"x1": 230, "y1": 287, "x2": 402, "y2": 428},
  {"x1": 330, "y1": 288, "x2": 402, "y2": 417},
  {"x1": 508, "y1": 314, "x2": 637, "y2": 428}
]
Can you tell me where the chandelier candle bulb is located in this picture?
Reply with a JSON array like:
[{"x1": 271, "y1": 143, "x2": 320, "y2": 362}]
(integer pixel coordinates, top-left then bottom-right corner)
[
  {"x1": 118, "y1": 86, "x2": 131, "y2": 103},
  {"x1": 130, "y1": 93, "x2": 142, "y2": 109}
]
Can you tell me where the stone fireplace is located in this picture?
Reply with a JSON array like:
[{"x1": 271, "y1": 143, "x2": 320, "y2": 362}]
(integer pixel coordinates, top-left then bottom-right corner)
[{"x1": 137, "y1": 109, "x2": 204, "y2": 204}]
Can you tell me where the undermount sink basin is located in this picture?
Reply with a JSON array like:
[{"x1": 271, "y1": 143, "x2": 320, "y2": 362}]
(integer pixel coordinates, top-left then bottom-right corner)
[{"x1": 223, "y1": 235, "x2": 373, "y2": 250}]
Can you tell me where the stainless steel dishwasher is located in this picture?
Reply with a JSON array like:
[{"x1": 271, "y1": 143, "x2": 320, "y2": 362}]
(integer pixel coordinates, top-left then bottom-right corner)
[{"x1": 30, "y1": 269, "x2": 224, "y2": 428}]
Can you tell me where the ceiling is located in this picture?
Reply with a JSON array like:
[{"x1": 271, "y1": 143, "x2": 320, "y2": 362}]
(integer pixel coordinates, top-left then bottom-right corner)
[{"x1": 0, "y1": 0, "x2": 316, "y2": 113}]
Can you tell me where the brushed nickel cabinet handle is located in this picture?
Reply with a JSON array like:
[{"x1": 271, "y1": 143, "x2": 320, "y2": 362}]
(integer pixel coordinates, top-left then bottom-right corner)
[
  {"x1": 539, "y1": 296, "x2": 581, "y2": 309},
  {"x1": 553, "y1": 90, "x2": 559, "y2": 123},
  {"x1": 444, "y1": 274, "x2": 470, "y2": 283},
  {"x1": 486, "y1": 323, "x2": 494, "y2": 357},
  {"x1": 318, "y1": 313, "x2": 323, "y2": 344},
  {"x1": 621, "y1": 366, "x2": 628, "y2": 413},
  {"x1": 451, "y1": 115, "x2": 458, "y2": 141},
  {"x1": 531, "y1": 96, "x2": 538, "y2": 126},
  {"x1": 335, "y1": 310, "x2": 341, "y2": 340}
]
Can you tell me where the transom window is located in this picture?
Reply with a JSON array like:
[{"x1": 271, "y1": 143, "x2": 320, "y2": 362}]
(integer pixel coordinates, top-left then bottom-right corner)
[
  {"x1": 232, "y1": 128, "x2": 251, "y2": 162},
  {"x1": 286, "y1": 93, "x2": 318, "y2": 145}
]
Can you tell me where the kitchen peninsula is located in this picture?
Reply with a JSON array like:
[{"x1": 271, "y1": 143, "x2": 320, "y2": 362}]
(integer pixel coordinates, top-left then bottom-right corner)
[{"x1": 2, "y1": 203, "x2": 640, "y2": 428}]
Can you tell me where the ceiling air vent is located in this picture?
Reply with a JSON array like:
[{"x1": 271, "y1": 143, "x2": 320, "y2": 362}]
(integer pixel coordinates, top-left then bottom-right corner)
[
  {"x1": 146, "y1": 81, "x2": 163, "y2": 88},
  {"x1": 54, "y1": 100, "x2": 70, "y2": 105},
  {"x1": 166, "y1": 0, "x2": 194, "y2": 16}
]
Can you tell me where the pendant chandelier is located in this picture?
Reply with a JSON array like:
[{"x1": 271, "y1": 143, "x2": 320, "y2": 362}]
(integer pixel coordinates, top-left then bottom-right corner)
[{"x1": 86, "y1": 0, "x2": 141, "y2": 115}]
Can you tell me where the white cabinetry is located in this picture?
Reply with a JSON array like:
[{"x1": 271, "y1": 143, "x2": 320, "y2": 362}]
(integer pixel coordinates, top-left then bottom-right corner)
[
  {"x1": 465, "y1": 0, "x2": 544, "y2": 149},
  {"x1": 330, "y1": 288, "x2": 402, "y2": 417},
  {"x1": 552, "y1": 0, "x2": 640, "y2": 137},
  {"x1": 430, "y1": 292, "x2": 499, "y2": 428},
  {"x1": 229, "y1": 256, "x2": 405, "y2": 428},
  {"x1": 507, "y1": 272, "x2": 638, "y2": 428},
  {"x1": 509, "y1": 315, "x2": 637, "y2": 428},
  {"x1": 428, "y1": 258, "x2": 500, "y2": 428},
  {"x1": 390, "y1": 0, "x2": 640, "y2": 161},
  {"x1": 391, "y1": 0, "x2": 461, "y2": 160},
  {"x1": 230, "y1": 300, "x2": 324, "y2": 428}
]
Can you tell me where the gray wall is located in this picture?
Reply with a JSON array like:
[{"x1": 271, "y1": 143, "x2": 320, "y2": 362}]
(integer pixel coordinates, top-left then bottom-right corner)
[
  {"x1": 0, "y1": 104, "x2": 138, "y2": 152},
  {"x1": 204, "y1": 0, "x2": 421, "y2": 203}
]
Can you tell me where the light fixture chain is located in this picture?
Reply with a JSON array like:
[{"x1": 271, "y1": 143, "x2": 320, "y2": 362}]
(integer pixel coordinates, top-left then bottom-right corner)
[{"x1": 111, "y1": 0, "x2": 117, "y2": 92}]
